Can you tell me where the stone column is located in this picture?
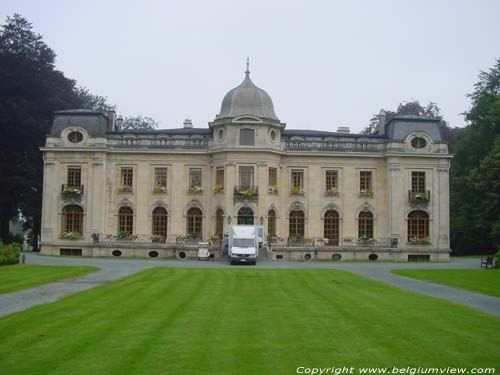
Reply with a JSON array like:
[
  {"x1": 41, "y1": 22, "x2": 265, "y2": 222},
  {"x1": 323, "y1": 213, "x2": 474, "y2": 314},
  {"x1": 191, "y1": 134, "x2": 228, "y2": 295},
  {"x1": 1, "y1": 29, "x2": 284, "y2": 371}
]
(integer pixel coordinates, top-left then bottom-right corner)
[
  {"x1": 387, "y1": 160, "x2": 401, "y2": 245},
  {"x1": 257, "y1": 161, "x2": 267, "y2": 227},
  {"x1": 89, "y1": 157, "x2": 106, "y2": 240},
  {"x1": 41, "y1": 158, "x2": 56, "y2": 244},
  {"x1": 225, "y1": 162, "x2": 237, "y2": 227},
  {"x1": 437, "y1": 162, "x2": 450, "y2": 249}
]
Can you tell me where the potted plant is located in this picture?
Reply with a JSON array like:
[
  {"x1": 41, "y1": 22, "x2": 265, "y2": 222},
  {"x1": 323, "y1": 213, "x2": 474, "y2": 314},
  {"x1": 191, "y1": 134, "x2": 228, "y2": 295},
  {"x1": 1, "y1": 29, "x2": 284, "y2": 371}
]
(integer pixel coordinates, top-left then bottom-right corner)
[
  {"x1": 188, "y1": 185, "x2": 203, "y2": 194},
  {"x1": 119, "y1": 185, "x2": 133, "y2": 193},
  {"x1": 175, "y1": 234, "x2": 185, "y2": 244},
  {"x1": 359, "y1": 189, "x2": 373, "y2": 197},
  {"x1": 150, "y1": 234, "x2": 165, "y2": 243},
  {"x1": 305, "y1": 236, "x2": 313, "y2": 245},
  {"x1": 324, "y1": 188, "x2": 338, "y2": 196},
  {"x1": 153, "y1": 185, "x2": 168, "y2": 193},
  {"x1": 115, "y1": 231, "x2": 137, "y2": 241},
  {"x1": 59, "y1": 231, "x2": 80, "y2": 240},
  {"x1": 62, "y1": 186, "x2": 82, "y2": 197},
  {"x1": 213, "y1": 184, "x2": 224, "y2": 193},
  {"x1": 290, "y1": 186, "x2": 304, "y2": 195},
  {"x1": 268, "y1": 185, "x2": 279, "y2": 193}
]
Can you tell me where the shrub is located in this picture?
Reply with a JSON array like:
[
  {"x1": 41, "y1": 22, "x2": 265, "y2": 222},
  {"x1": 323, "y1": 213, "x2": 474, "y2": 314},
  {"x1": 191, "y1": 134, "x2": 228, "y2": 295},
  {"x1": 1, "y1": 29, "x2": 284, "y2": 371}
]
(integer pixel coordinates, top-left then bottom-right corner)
[{"x1": 0, "y1": 241, "x2": 21, "y2": 266}]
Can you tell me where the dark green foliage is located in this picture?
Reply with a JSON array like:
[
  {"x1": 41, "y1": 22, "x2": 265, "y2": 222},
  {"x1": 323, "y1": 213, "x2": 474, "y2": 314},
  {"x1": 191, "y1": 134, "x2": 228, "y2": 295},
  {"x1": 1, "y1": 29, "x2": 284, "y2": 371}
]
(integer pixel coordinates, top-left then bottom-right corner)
[
  {"x1": 450, "y1": 59, "x2": 500, "y2": 254},
  {"x1": 0, "y1": 14, "x2": 113, "y2": 247},
  {"x1": 122, "y1": 115, "x2": 159, "y2": 130},
  {"x1": 0, "y1": 240, "x2": 21, "y2": 265}
]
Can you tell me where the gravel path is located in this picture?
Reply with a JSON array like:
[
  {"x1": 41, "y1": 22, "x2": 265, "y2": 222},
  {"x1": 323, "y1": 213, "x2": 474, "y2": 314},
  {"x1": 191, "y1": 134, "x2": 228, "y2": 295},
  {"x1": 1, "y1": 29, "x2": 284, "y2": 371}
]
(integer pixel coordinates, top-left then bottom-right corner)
[{"x1": 0, "y1": 253, "x2": 498, "y2": 318}]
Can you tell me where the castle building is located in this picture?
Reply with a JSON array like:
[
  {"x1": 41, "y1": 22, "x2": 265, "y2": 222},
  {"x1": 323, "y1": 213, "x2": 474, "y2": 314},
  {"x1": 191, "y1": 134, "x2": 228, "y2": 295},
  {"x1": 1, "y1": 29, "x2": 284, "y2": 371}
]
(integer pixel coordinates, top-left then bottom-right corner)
[{"x1": 40, "y1": 65, "x2": 452, "y2": 261}]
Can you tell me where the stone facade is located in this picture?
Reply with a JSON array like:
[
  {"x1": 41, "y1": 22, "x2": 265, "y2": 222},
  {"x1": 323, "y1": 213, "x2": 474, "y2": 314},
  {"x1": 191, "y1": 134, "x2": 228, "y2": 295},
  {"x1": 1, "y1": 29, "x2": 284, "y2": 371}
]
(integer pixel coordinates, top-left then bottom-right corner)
[{"x1": 40, "y1": 69, "x2": 452, "y2": 261}]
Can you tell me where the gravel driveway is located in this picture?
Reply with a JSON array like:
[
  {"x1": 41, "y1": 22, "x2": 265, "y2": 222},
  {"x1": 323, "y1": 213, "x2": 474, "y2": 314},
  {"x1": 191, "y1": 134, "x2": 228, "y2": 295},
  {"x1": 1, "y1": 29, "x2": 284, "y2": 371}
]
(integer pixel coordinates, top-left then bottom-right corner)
[{"x1": 0, "y1": 253, "x2": 498, "y2": 318}]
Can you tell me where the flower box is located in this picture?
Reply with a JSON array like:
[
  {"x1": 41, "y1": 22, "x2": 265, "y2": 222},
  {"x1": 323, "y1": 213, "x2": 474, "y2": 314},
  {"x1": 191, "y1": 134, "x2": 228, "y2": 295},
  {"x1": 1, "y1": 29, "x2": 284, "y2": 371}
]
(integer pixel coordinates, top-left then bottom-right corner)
[
  {"x1": 118, "y1": 185, "x2": 133, "y2": 193},
  {"x1": 290, "y1": 186, "x2": 304, "y2": 195},
  {"x1": 359, "y1": 190, "x2": 373, "y2": 197},
  {"x1": 59, "y1": 232, "x2": 81, "y2": 240},
  {"x1": 324, "y1": 189, "x2": 339, "y2": 196},
  {"x1": 153, "y1": 185, "x2": 168, "y2": 194},
  {"x1": 188, "y1": 186, "x2": 203, "y2": 194}
]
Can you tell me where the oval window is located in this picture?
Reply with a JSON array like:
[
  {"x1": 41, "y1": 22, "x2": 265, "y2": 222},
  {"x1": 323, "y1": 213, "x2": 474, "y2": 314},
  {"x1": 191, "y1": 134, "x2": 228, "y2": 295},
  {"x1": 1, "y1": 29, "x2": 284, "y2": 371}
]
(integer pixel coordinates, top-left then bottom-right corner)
[
  {"x1": 270, "y1": 129, "x2": 277, "y2": 141},
  {"x1": 149, "y1": 251, "x2": 159, "y2": 258},
  {"x1": 217, "y1": 128, "x2": 225, "y2": 141},
  {"x1": 112, "y1": 250, "x2": 122, "y2": 257},
  {"x1": 68, "y1": 131, "x2": 83, "y2": 143},
  {"x1": 411, "y1": 137, "x2": 426, "y2": 149},
  {"x1": 368, "y1": 253, "x2": 378, "y2": 261}
]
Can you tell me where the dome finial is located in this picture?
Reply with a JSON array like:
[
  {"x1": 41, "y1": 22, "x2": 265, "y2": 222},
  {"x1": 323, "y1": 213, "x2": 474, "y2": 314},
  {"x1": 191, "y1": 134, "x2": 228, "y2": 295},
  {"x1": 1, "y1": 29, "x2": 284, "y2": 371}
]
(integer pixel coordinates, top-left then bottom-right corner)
[{"x1": 245, "y1": 57, "x2": 250, "y2": 76}]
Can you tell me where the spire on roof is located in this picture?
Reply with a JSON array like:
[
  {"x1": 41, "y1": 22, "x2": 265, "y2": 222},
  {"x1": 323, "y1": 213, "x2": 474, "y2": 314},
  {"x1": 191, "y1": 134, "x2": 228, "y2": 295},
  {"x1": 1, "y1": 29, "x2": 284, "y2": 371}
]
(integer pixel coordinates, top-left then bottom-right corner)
[{"x1": 245, "y1": 57, "x2": 250, "y2": 76}]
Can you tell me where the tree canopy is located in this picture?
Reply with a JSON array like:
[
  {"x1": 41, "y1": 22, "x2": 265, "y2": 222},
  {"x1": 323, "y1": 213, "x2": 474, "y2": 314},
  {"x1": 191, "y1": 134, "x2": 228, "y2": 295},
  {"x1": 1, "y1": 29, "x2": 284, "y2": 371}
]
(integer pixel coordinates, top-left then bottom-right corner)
[
  {"x1": 450, "y1": 58, "x2": 500, "y2": 254},
  {"x1": 122, "y1": 115, "x2": 159, "y2": 130}
]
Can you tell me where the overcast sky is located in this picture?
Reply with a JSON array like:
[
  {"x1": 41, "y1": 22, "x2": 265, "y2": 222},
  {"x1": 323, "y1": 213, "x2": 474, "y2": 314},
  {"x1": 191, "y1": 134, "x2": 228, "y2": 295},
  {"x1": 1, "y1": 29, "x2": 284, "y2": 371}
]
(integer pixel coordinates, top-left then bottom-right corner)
[{"x1": 2, "y1": 0, "x2": 499, "y2": 132}]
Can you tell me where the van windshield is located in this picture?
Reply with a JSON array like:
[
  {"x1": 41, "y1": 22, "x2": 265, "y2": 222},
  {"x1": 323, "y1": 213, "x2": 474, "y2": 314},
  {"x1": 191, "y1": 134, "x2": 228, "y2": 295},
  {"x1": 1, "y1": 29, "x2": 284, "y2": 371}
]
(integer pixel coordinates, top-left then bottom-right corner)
[{"x1": 233, "y1": 238, "x2": 254, "y2": 248}]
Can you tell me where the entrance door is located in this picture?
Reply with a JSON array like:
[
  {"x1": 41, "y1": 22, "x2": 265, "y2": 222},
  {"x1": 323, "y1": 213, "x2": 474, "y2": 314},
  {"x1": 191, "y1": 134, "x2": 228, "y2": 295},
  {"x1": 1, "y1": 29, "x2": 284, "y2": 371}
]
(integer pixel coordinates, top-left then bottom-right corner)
[{"x1": 237, "y1": 207, "x2": 254, "y2": 225}]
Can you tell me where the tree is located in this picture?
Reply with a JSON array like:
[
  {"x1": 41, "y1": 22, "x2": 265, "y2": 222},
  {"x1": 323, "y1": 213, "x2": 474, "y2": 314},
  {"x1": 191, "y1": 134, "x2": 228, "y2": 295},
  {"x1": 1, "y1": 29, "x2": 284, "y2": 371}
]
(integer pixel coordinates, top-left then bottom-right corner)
[
  {"x1": 450, "y1": 58, "x2": 500, "y2": 254},
  {"x1": 0, "y1": 14, "x2": 113, "y2": 248},
  {"x1": 122, "y1": 115, "x2": 159, "y2": 130},
  {"x1": 74, "y1": 86, "x2": 115, "y2": 112}
]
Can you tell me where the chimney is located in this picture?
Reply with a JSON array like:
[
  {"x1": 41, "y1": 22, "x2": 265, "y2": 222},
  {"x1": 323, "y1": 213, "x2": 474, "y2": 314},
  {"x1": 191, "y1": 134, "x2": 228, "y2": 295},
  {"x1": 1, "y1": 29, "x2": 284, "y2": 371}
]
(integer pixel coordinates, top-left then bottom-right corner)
[
  {"x1": 337, "y1": 126, "x2": 350, "y2": 134},
  {"x1": 378, "y1": 110, "x2": 386, "y2": 135},
  {"x1": 107, "y1": 110, "x2": 116, "y2": 132},
  {"x1": 183, "y1": 119, "x2": 193, "y2": 129},
  {"x1": 115, "y1": 116, "x2": 124, "y2": 131}
]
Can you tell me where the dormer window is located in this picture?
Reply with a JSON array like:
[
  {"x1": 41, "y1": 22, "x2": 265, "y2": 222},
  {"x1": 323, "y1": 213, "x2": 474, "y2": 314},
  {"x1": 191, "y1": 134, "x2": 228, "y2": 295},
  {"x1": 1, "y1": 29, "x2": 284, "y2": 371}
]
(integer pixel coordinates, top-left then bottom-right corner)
[
  {"x1": 68, "y1": 131, "x2": 83, "y2": 143},
  {"x1": 411, "y1": 137, "x2": 427, "y2": 149},
  {"x1": 240, "y1": 129, "x2": 255, "y2": 146}
]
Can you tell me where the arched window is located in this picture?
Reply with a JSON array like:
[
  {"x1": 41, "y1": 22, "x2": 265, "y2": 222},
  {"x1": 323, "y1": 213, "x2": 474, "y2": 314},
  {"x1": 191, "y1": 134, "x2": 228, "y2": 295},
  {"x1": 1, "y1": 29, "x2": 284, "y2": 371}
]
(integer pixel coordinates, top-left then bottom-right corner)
[
  {"x1": 324, "y1": 210, "x2": 339, "y2": 245},
  {"x1": 358, "y1": 211, "x2": 373, "y2": 239},
  {"x1": 237, "y1": 207, "x2": 254, "y2": 225},
  {"x1": 118, "y1": 207, "x2": 134, "y2": 235},
  {"x1": 268, "y1": 209, "x2": 276, "y2": 236},
  {"x1": 187, "y1": 207, "x2": 202, "y2": 238},
  {"x1": 152, "y1": 207, "x2": 168, "y2": 239},
  {"x1": 289, "y1": 210, "x2": 305, "y2": 238},
  {"x1": 408, "y1": 210, "x2": 429, "y2": 240},
  {"x1": 215, "y1": 209, "x2": 224, "y2": 238},
  {"x1": 62, "y1": 205, "x2": 83, "y2": 235}
]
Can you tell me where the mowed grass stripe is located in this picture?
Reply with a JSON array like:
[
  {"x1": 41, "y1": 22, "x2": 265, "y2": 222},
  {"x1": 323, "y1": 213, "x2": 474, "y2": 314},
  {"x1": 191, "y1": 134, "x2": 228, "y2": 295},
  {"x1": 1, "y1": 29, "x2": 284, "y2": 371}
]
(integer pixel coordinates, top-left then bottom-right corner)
[
  {"x1": 0, "y1": 268, "x2": 499, "y2": 375},
  {"x1": 0, "y1": 264, "x2": 97, "y2": 294},
  {"x1": 392, "y1": 269, "x2": 500, "y2": 297}
]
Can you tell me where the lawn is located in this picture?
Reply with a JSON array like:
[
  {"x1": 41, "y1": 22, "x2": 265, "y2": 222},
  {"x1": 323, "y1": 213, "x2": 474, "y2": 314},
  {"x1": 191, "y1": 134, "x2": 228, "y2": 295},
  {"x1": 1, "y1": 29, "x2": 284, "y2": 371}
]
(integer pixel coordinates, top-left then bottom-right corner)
[
  {"x1": 0, "y1": 268, "x2": 499, "y2": 375},
  {"x1": 392, "y1": 269, "x2": 500, "y2": 297},
  {"x1": 0, "y1": 264, "x2": 98, "y2": 295}
]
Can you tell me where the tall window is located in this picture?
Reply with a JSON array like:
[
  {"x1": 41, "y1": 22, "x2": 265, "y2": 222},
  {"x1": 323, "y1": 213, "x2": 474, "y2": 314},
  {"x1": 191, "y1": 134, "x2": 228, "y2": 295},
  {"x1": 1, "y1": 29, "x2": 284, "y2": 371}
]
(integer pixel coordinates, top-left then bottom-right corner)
[
  {"x1": 187, "y1": 207, "x2": 202, "y2": 237},
  {"x1": 358, "y1": 211, "x2": 374, "y2": 239},
  {"x1": 62, "y1": 205, "x2": 83, "y2": 235},
  {"x1": 118, "y1": 207, "x2": 134, "y2": 234},
  {"x1": 325, "y1": 170, "x2": 338, "y2": 191},
  {"x1": 216, "y1": 168, "x2": 225, "y2": 189},
  {"x1": 154, "y1": 168, "x2": 168, "y2": 189},
  {"x1": 189, "y1": 168, "x2": 202, "y2": 188},
  {"x1": 268, "y1": 209, "x2": 277, "y2": 236},
  {"x1": 215, "y1": 209, "x2": 224, "y2": 238},
  {"x1": 121, "y1": 167, "x2": 133, "y2": 187},
  {"x1": 268, "y1": 167, "x2": 277, "y2": 187},
  {"x1": 291, "y1": 170, "x2": 304, "y2": 189},
  {"x1": 408, "y1": 211, "x2": 429, "y2": 240},
  {"x1": 411, "y1": 172, "x2": 425, "y2": 193},
  {"x1": 239, "y1": 166, "x2": 254, "y2": 189},
  {"x1": 289, "y1": 210, "x2": 305, "y2": 238},
  {"x1": 152, "y1": 207, "x2": 168, "y2": 239},
  {"x1": 67, "y1": 167, "x2": 81, "y2": 187},
  {"x1": 324, "y1": 210, "x2": 339, "y2": 244},
  {"x1": 360, "y1": 171, "x2": 372, "y2": 192},
  {"x1": 240, "y1": 129, "x2": 255, "y2": 146}
]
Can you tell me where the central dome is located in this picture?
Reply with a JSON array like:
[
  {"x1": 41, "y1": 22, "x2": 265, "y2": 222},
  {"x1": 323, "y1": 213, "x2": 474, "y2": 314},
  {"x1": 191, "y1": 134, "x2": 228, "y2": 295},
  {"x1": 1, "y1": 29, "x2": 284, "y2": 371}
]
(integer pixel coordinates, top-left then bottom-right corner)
[{"x1": 217, "y1": 67, "x2": 279, "y2": 121}]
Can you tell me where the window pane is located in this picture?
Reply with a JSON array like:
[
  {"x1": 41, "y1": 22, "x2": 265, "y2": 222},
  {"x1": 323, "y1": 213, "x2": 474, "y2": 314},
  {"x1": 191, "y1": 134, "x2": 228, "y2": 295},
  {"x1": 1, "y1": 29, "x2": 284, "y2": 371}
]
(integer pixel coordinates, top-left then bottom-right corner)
[
  {"x1": 291, "y1": 170, "x2": 303, "y2": 188},
  {"x1": 189, "y1": 168, "x2": 202, "y2": 188},
  {"x1": 216, "y1": 168, "x2": 225, "y2": 187},
  {"x1": 155, "y1": 168, "x2": 168, "y2": 188},
  {"x1": 121, "y1": 168, "x2": 133, "y2": 187},
  {"x1": 360, "y1": 171, "x2": 372, "y2": 191},
  {"x1": 239, "y1": 166, "x2": 254, "y2": 188},
  {"x1": 67, "y1": 167, "x2": 81, "y2": 187},
  {"x1": 325, "y1": 170, "x2": 338, "y2": 190},
  {"x1": 411, "y1": 172, "x2": 425, "y2": 193},
  {"x1": 240, "y1": 129, "x2": 255, "y2": 146},
  {"x1": 268, "y1": 168, "x2": 277, "y2": 187}
]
